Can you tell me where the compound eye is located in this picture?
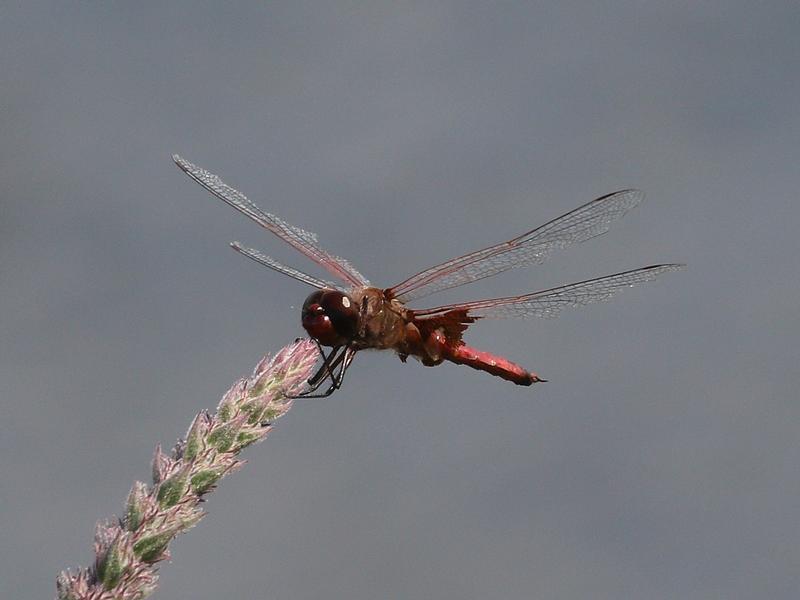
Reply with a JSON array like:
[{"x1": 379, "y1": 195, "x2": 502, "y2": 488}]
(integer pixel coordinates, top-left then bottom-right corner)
[
  {"x1": 302, "y1": 290, "x2": 325, "y2": 317},
  {"x1": 320, "y1": 291, "x2": 358, "y2": 339},
  {"x1": 301, "y1": 290, "x2": 358, "y2": 346}
]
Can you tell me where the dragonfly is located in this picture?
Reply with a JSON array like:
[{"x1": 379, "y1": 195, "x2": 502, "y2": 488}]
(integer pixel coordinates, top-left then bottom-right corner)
[{"x1": 174, "y1": 155, "x2": 683, "y2": 397}]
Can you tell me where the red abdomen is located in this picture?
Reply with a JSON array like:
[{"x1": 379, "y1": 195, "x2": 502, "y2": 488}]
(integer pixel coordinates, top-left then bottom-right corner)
[{"x1": 443, "y1": 344, "x2": 544, "y2": 386}]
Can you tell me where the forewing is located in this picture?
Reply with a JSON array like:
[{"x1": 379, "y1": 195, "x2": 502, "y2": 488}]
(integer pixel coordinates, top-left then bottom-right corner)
[
  {"x1": 388, "y1": 190, "x2": 643, "y2": 303},
  {"x1": 230, "y1": 242, "x2": 339, "y2": 290},
  {"x1": 413, "y1": 264, "x2": 684, "y2": 320},
  {"x1": 174, "y1": 155, "x2": 370, "y2": 288}
]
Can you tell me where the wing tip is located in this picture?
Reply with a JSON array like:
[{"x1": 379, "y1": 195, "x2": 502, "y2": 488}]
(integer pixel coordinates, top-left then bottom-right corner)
[
  {"x1": 616, "y1": 188, "x2": 645, "y2": 208},
  {"x1": 650, "y1": 263, "x2": 686, "y2": 271},
  {"x1": 172, "y1": 153, "x2": 192, "y2": 173},
  {"x1": 601, "y1": 188, "x2": 644, "y2": 200},
  {"x1": 230, "y1": 241, "x2": 259, "y2": 257}
]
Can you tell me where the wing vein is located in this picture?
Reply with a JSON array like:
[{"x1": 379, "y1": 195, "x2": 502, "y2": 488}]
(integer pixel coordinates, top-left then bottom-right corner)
[
  {"x1": 174, "y1": 155, "x2": 369, "y2": 288},
  {"x1": 389, "y1": 190, "x2": 643, "y2": 302},
  {"x1": 230, "y1": 242, "x2": 336, "y2": 290},
  {"x1": 412, "y1": 264, "x2": 685, "y2": 320}
]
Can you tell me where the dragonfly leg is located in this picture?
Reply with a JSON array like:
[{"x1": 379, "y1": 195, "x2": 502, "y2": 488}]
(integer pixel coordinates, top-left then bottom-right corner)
[
  {"x1": 302, "y1": 346, "x2": 356, "y2": 398},
  {"x1": 284, "y1": 343, "x2": 342, "y2": 397},
  {"x1": 285, "y1": 343, "x2": 356, "y2": 398},
  {"x1": 308, "y1": 341, "x2": 344, "y2": 386}
]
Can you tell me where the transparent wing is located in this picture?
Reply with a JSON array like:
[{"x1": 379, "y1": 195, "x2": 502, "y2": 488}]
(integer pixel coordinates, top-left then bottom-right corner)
[
  {"x1": 174, "y1": 155, "x2": 370, "y2": 288},
  {"x1": 413, "y1": 264, "x2": 684, "y2": 320},
  {"x1": 388, "y1": 190, "x2": 644, "y2": 303},
  {"x1": 230, "y1": 242, "x2": 339, "y2": 290}
]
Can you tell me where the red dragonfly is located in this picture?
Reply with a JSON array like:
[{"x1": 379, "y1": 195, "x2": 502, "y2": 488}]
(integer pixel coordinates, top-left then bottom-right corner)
[{"x1": 174, "y1": 155, "x2": 683, "y2": 397}]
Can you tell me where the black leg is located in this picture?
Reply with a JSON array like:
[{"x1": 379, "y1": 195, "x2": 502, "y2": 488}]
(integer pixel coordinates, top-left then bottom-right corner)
[
  {"x1": 307, "y1": 342, "x2": 345, "y2": 388},
  {"x1": 287, "y1": 345, "x2": 357, "y2": 398},
  {"x1": 284, "y1": 343, "x2": 357, "y2": 398}
]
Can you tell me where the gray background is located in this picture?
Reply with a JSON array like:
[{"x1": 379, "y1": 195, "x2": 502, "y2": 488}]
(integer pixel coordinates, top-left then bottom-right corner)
[{"x1": 2, "y1": 3, "x2": 798, "y2": 599}]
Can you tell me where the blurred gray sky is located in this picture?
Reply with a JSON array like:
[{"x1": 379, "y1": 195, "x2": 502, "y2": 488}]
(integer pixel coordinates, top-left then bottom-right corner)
[{"x1": 2, "y1": 2, "x2": 799, "y2": 599}]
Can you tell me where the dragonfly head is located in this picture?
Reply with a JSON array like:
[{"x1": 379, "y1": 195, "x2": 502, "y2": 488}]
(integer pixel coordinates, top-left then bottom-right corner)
[{"x1": 301, "y1": 290, "x2": 359, "y2": 347}]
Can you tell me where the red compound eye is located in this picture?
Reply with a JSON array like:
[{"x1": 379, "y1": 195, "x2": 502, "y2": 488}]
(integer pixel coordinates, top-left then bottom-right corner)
[{"x1": 301, "y1": 290, "x2": 358, "y2": 346}]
